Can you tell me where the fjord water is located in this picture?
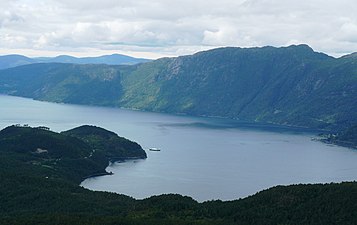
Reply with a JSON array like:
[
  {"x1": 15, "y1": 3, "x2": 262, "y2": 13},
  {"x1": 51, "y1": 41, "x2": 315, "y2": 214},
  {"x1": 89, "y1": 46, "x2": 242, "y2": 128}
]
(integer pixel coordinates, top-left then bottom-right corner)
[{"x1": 1, "y1": 95, "x2": 357, "y2": 202}]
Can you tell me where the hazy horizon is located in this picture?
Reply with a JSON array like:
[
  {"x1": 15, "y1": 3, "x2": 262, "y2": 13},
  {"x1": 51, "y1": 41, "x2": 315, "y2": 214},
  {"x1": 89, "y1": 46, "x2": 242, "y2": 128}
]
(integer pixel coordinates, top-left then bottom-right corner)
[{"x1": 1, "y1": 44, "x2": 356, "y2": 60}]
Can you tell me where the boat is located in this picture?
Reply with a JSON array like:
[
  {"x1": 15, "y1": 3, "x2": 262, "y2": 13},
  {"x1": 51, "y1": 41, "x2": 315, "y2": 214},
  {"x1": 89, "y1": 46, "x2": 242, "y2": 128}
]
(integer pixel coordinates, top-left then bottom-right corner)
[{"x1": 149, "y1": 147, "x2": 161, "y2": 151}]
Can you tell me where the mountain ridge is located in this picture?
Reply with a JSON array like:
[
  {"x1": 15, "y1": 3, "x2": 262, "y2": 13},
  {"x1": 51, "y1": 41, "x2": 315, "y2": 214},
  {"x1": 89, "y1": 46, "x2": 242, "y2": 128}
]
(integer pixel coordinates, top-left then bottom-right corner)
[
  {"x1": 117, "y1": 44, "x2": 357, "y2": 130},
  {"x1": 0, "y1": 53, "x2": 150, "y2": 70},
  {"x1": 0, "y1": 44, "x2": 356, "y2": 131}
]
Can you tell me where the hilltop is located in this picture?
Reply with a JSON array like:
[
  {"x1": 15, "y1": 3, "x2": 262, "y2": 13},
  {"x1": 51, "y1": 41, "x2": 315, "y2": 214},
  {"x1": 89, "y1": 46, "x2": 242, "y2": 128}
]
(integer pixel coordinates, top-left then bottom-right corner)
[{"x1": 62, "y1": 125, "x2": 147, "y2": 161}]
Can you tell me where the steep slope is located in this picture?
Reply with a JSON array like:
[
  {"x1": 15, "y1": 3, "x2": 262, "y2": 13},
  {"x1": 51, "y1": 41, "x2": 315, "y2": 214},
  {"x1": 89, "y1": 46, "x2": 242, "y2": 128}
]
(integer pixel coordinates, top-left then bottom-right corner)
[
  {"x1": 0, "y1": 45, "x2": 356, "y2": 130},
  {"x1": 119, "y1": 45, "x2": 357, "y2": 130}
]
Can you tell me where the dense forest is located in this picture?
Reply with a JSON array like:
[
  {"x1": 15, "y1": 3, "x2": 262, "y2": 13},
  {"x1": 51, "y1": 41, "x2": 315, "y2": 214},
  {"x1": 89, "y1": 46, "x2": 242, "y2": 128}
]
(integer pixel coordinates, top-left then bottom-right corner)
[{"x1": 0, "y1": 125, "x2": 356, "y2": 225}]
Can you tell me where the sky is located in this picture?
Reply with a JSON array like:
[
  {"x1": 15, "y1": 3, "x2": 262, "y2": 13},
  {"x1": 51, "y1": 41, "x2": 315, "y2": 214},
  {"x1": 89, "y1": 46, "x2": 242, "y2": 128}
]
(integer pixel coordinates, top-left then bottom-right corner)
[{"x1": 1, "y1": 0, "x2": 357, "y2": 59}]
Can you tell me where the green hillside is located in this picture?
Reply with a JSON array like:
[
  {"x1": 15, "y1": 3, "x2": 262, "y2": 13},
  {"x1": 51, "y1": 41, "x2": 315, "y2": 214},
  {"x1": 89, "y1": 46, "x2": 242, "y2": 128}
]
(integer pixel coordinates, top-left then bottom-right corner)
[
  {"x1": 0, "y1": 125, "x2": 146, "y2": 183},
  {"x1": 0, "y1": 63, "x2": 123, "y2": 106},
  {"x1": 118, "y1": 45, "x2": 357, "y2": 130},
  {"x1": 0, "y1": 125, "x2": 357, "y2": 225},
  {"x1": 62, "y1": 125, "x2": 147, "y2": 160},
  {"x1": 0, "y1": 45, "x2": 356, "y2": 130}
]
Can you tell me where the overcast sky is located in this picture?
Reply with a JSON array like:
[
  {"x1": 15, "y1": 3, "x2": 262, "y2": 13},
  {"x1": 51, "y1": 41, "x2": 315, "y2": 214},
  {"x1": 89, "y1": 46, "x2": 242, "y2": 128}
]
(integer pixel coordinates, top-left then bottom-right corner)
[{"x1": 1, "y1": 0, "x2": 357, "y2": 58}]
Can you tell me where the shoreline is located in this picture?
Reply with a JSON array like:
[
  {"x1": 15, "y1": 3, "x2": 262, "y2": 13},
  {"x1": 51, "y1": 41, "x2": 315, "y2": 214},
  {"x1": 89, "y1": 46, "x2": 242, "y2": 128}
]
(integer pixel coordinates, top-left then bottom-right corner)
[
  {"x1": 0, "y1": 94, "x2": 328, "y2": 133},
  {"x1": 82, "y1": 156, "x2": 146, "y2": 181},
  {"x1": 83, "y1": 171, "x2": 114, "y2": 179}
]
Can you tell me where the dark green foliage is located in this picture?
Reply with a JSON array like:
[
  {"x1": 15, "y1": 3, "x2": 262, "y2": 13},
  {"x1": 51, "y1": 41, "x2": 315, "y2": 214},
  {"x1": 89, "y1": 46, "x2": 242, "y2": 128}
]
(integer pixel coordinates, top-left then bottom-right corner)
[
  {"x1": 61, "y1": 125, "x2": 147, "y2": 160},
  {"x1": 0, "y1": 45, "x2": 356, "y2": 131},
  {"x1": 201, "y1": 183, "x2": 357, "y2": 225},
  {"x1": 0, "y1": 125, "x2": 91, "y2": 158},
  {"x1": 1, "y1": 125, "x2": 357, "y2": 224},
  {"x1": 0, "y1": 125, "x2": 146, "y2": 183}
]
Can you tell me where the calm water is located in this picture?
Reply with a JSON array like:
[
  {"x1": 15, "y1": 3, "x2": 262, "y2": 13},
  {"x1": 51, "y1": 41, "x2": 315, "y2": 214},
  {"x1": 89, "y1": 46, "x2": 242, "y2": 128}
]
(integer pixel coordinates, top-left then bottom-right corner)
[{"x1": 1, "y1": 95, "x2": 356, "y2": 202}]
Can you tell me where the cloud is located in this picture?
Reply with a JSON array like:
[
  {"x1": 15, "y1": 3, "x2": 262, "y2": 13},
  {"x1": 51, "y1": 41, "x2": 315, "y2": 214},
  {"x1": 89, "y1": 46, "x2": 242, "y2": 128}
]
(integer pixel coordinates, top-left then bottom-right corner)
[
  {"x1": 1, "y1": 0, "x2": 357, "y2": 58},
  {"x1": 337, "y1": 21, "x2": 357, "y2": 43}
]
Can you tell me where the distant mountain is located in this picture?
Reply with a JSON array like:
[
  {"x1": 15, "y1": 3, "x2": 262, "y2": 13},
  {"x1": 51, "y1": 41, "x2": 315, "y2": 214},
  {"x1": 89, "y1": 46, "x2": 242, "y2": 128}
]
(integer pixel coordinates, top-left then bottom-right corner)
[
  {"x1": 37, "y1": 53, "x2": 150, "y2": 65},
  {"x1": 0, "y1": 53, "x2": 150, "y2": 70},
  {"x1": 0, "y1": 54, "x2": 36, "y2": 70},
  {"x1": 0, "y1": 45, "x2": 356, "y2": 131}
]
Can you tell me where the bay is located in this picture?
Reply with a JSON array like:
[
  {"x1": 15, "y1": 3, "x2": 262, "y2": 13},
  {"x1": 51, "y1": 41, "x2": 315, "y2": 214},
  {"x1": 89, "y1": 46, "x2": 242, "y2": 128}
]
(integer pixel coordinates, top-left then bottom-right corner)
[{"x1": 1, "y1": 94, "x2": 356, "y2": 202}]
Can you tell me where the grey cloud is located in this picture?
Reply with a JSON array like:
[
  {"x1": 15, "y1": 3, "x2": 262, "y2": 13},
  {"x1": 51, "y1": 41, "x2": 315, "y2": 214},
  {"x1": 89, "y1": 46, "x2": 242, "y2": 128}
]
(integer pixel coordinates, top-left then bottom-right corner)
[{"x1": 1, "y1": 0, "x2": 357, "y2": 57}]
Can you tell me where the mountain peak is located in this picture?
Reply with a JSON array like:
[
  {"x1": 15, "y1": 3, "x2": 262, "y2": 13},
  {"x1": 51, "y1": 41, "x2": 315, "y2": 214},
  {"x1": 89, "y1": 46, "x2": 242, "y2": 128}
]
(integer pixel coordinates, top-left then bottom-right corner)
[{"x1": 287, "y1": 44, "x2": 312, "y2": 49}]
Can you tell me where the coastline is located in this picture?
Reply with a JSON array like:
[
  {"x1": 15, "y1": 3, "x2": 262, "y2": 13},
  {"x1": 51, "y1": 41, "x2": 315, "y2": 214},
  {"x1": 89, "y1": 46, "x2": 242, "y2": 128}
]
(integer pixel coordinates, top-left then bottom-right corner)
[{"x1": 82, "y1": 156, "x2": 146, "y2": 181}]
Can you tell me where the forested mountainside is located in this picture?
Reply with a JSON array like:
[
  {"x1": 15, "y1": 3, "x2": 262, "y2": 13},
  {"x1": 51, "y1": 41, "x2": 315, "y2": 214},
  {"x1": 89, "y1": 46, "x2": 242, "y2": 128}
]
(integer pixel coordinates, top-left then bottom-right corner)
[
  {"x1": 0, "y1": 63, "x2": 124, "y2": 105},
  {"x1": 1, "y1": 45, "x2": 356, "y2": 131},
  {"x1": 0, "y1": 125, "x2": 356, "y2": 225},
  {"x1": 0, "y1": 125, "x2": 146, "y2": 182}
]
